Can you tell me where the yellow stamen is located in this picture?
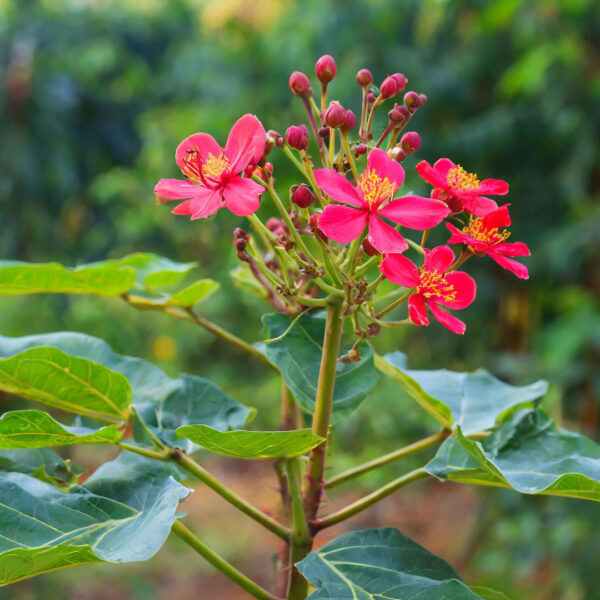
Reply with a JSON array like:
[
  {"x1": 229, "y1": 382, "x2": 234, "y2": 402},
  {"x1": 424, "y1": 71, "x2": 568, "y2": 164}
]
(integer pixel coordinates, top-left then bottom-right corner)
[
  {"x1": 202, "y1": 152, "x2": 230, "y2": 179},
  {"x1": 359, "y1": 169, "x2": 395, "y2": 206},
  {"x1": 462, "y1": 216, "x2": 510, "y2": 246},
  {"x1": 446, "y1": 165, "x2": 480, "y2": 190},
  {"x1": 417, "y1": 268, "x2": 457, "y2": 303}
]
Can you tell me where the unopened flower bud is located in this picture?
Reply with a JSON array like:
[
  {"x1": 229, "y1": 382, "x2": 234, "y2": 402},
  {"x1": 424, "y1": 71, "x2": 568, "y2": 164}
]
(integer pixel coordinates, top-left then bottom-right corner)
[
  {"x1": 342, "y1": 109, "x2": 356, "y2": 132},
  {"x1": 289, "y1": 71, "x2": 312, "y2": 97},
  {"x1": 309, "y1": 213, "x2": 328, "y2": 243},
  {"x1": 354, "y1": 142, "x2": 368, "y2": 157},
  {"x1": 404, "y1": 91, "x2": 420, "y2": 113},
  {"x1": 362, "y1": 238, "x2": 379, "y2": 256},
  {"x1": 419, "y1": 93, "x2": 428, "y2": 105},
  {"x1": 388, "y1": 104, "x2": 410, "y2": 124},
  {"x1": 244, "y1": 163, "x2": 259, "y2": 178},
  {"x1": 391, "y1": 73, "x2": 407, "y2": 93},
  {"x1": 380, "y1": 76, "x2": 398, "y2": 99},
  {"x1": 356, "y1": 68, "x2": 373, "y2": 87},
  {"x1": 232, "y1": 227, "x2": 250, "y2": 252},
  {"x1": 367, "y1": 91, "x2": 376, "y2": 105},
  {"x1": 286, "y1": 124, "x2": 310, "y2": 151},
  {"x1": 315, "y1": 54, "x2": 336, "y2": 85},
  {"x1": 400, "y1": 131, "x2": 420, "y2": 154},
  {"x1": 267, "y1": 129, "x2": 284, "y2": 148},
  {"x1": 266, "y1": 218, "x2": 287, "y2": 238},
  {"x1": 291, "y1": 184, "x2": 315, "y2": 209},
  {"x1": 263, "y1": 162, "x2": 274, "y2": 178},
  {"x1": 324, "y1": 101, "x2": 347, "y2": 128},
  {"x1": 391, "y1": 148, "x2": 406, "y2": 162},
  {"x1": 319, "y1": 125, "x2": 330, "y2": 139}
]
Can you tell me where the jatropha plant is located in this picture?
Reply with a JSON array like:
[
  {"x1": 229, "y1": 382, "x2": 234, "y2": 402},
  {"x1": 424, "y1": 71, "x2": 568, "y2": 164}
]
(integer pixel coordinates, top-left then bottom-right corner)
[{"x1": 0, "y1": 54, "x2": 597, "y2": 600}]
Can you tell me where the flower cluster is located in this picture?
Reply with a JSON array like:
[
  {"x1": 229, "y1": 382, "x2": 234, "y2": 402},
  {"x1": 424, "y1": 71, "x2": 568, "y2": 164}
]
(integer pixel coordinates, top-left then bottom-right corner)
[{"x1": 155, "y1": 54, "x2": 530, "y2": 336}]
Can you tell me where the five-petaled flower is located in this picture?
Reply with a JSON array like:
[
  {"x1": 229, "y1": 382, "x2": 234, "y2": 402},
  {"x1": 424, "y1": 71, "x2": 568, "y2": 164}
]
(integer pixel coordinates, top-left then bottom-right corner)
[
  {"x1": 447, "y1": 204, "x2": 530, "y2": 279},
  {"x1": 416, "y1": 158, "x2": 508, "y2": 216},
  {"x1": 154, "y1": 114, "x2": 266, "y2": 219},
  {"x1": 314, "y1": 149, "x2": 450, "y2": 253},
  {"x1": 379, "y1": 245, "x2": 476, "y2": 334}
]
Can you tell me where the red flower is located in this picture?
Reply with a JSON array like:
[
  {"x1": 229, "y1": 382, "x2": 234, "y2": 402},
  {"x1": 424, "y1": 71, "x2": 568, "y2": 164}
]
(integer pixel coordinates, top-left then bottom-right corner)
[
  {"x1": 416, "y1": 158, "x2": 508, "y2": 216},
  {"x1": 379, "y1": 246, "x2": 476, "y2": 334},
  {"x1": 447, "y1": 204, "x2": 530, "y2": 279},
  {"x1": 154, "y1": 114, "x2": 266, "y2": 219},
  {"x1": 313, "y1": 149, "x2": 450, "y2": 253}
]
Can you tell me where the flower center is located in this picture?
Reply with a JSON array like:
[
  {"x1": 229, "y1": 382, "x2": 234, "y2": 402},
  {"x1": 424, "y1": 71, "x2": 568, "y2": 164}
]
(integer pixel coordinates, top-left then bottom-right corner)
[
  {"x1": 417, "y1": 268, "x2": 457, "y2": 302},
  {"x1": 359, "y1": 169, "x2": 395, "y2": 206},
  {"x1": 181, "y1": 150, "x2": 230, "y2": 185},
  {"x1": 462, "y1": 216, "x2": 510, "y2": 246},
  {"x1": 446, "y1": 165, "x2": 480, "y2": 190},
  {"x1": 202, "y1": 152, "x2": 231, "y2": 180}
]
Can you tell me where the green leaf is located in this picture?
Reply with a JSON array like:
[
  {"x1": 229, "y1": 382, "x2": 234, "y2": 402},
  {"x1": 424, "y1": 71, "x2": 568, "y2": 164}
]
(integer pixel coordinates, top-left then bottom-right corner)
[
  {"x1": 0, "y1": 448, "x2": 84, "y2": 490},
  {"x1": 0, "y1": 332, "x2": 252, "y2": 452},
  {"x1": 0, "y1": 410, "x2": 122, "y2": 448},
  {"x1": 0, "y1": 343, "x2": 132, "y2": 422},
  {"x1": 166, "y1": 279, "x2": 220, "y2": 307},
  {"x1": 469, "y1": 586, "x2": 512, "y2": 600},
  {"x1": 376, "y1": 351, "x2": 547, "y2": 434},
  {"x1": 427, "y1": 409, "x2": 600, "y2": 501},
  {"x1": 175, "y1": 426, "x2": 324, "y2": 459},
  {"x1": 296, "y1": 527, "x2": 502, "y2": 599},
  {"x1": 0, "y1": 453, "x2": 190, "y2": 586},
  {"x1": 263, "y1": 313, "x2": 379, "y2": 422}
]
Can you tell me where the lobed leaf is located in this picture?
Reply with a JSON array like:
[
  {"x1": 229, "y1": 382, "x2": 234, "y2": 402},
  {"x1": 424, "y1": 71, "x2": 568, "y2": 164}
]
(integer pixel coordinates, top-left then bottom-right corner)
[
  {"x1": 376, "y1": 351, "x2": 547, "y2": 434},
  {"x1": 175, "y1": 425, "x2": 324, "y2": 459},
  {"x1": 263, "y1": 312, "x2": 379, "y2": 422},
  {"x1": 0, "y1": 410, "x2": 122, "y2": 448},
  {"x1": 427, "y1": 409, "x2": 600, "y2": 501},
  {"x1": 0, "y1": 453, "x2": 190, "y2": 585},
  {"x1": 296, "y1": 527, "x2": 505, "y2": 599}
]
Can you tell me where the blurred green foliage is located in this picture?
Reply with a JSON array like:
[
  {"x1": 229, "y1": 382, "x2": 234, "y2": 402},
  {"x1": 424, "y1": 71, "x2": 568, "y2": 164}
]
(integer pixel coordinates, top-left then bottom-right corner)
[{"x1": 0, "y1": 0, "x2": 599, "y2": 598}]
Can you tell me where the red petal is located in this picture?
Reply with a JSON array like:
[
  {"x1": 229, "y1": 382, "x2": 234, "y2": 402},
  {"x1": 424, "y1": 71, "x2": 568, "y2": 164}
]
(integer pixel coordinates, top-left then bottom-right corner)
[
  {"x1": 433, "y1": 158, "x2": 456, "y2": 177},
  {"x1": 408, "y1": 293, "x2": 429, "y2": 326},
  {"x1": 416, "y1": 160, "x2": 448, "y2": 189},
  {"x1": 378, "y1": 196, "x2": 450, "y2": 229},
  {"x1": 154, "y1": 178, "x2": 199, "y2": 202},
  {"x1": 225, "y1": 114, "x2": 267, "y2": 174},
  {"x1": 175, "y1": 133, "x2": 223, "y2": 173},
  {"x1": 463, "y1": 196, "x2": 498, "y2": 217},
  {"x1": 171, "y1": 200, "x2": 193, "y2": 215},
  {"x1": 442, "y1": 271, "x2": 477, "y2": 309},
  {"x1": 379, "y1": 253, "x2": 420, "y2": 288},
  {"x1": 366, "y1": 148, "x2": 405, "y2": 194},
  {"x1": 367, "y1": 215, "x2": 408, "y2": 253},
  {"x1": 492, "y1": 241, "x2": 530, "y2": 257},
  {"x1": 477, "y1": 178, "x2": 509, "y2": 196},
  {"x1": 482, "y1": 204, "x2": 511, "y2": 229},
  {"x1": 428, "y1": 300, "x2": 466, "y2": 334},
  {"x1": 223, "y1": 176, "x2": 264, "y2": 216},
  {"x1": 318, "y1": 204, "x2": 368, "y2": 243},
  {"x1": 313, "y1": 169, "x2": 364, "y2": 207},
  {"x1": 424, "y1": 245, "x2": 455, "y2": 273},
  {"x1": 488, "y1": 252, "x2": 529, "y2": 279}
]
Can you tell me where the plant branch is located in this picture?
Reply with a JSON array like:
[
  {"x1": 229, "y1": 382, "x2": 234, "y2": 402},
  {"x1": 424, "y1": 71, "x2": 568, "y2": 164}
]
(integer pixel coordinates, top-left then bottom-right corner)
[{"x1": 172, "y1": 521, "x2": 281, "y2": 600}]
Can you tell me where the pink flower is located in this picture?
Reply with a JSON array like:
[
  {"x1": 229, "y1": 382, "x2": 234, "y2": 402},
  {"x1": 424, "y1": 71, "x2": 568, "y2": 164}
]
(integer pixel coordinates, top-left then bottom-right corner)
[
  {"x1": 416, "y1": 158, "x2": 508, "y2": 216},
  {"x1": 447, "y1": 204, "x2": 530, "y2": 279},
  {"x1": 154, "y1": 114, "x2": 266, "y2": 219},
  {"x1": 313, "y1": 149, "x2": 450, "y2": 253},
  {"x1": 379, "y1": 245, "x2": 476, "y2": 334}
]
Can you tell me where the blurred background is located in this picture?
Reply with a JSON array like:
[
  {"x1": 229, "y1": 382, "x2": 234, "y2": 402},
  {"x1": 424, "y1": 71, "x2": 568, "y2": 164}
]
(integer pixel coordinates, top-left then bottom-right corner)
[{"x1": 1, "y1": 0, "x2": 599, "y2": 598}]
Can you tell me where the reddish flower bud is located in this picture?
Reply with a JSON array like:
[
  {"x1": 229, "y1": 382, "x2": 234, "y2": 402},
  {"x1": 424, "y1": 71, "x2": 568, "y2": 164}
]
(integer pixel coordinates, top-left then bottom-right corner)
[
  {"x1": 289, "y1": 71, "x2": 312, "y2": 97},
  {"x1": 324, "y1": 101, "x2": 347, "y2": 128},
  {"x1": 380, "y1": 76, "x2": 398, "y2": 99},
  {"x1": 309, "y1": 213, "x2": 328, "y2": 243},
  {"x1": 356, "y1": 68, "x2": 373, "y2": 87},
  {"x1": 286, "y1": 124, "x2": 310, "y2": 151},
  {"x1": 400, "y1": 131, "x2": 420, "y2": 154},
  {"x1": 419, "y1": 93, "x2": 428, "y2": 105},
  {"x1": 315, "y1": 54, "x2": 336, "y2": 85},
  {"x1": 342, "y1": 109, "x2": 356, "y2": 132},
  {"x1": 263, "y1": 162, "x2": 274, "y2": 178},
  {"x1": 388, "y1": 104, "x2": 410, "y2": 124},
  {"x1": 319, "y1": 125, "x2": 330, "y2": 139},
  {"x1": 232, "y1": 227, "x2": 250, "y2": 252},
  {"x1": 390, "y1": 147, "x2": 406, "y2": 162},
  {"x1": 362, "y1": 238, "x2": 379, "y2": 256},
  {"x1": 267, "y1": 129, "x2": 284, "y2": 148},
  {"x1": 354, "y1": 142, "x2": 368, "y2": 157},
  {"x1": 404, "y1": 91, "x2": 420, "y2": 113},
  {"x1": 266, "y1": 217, "x2": 288, "y2": 237},
  {"x1": 391, "y1": 73, "x2": 407, "y2": 93},
  {"x1": 291, "y1": 184, "x2": 315, "y2": 209}
]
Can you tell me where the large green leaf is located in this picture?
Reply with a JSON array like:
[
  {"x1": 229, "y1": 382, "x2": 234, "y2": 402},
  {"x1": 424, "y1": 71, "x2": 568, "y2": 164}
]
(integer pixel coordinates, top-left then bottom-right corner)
[
  {"x1": 0, "y1": 344, "x2": 132, "y2": 422},
  {"x1": 296, "y1": 527, "x2": 503, "y2": 599},
  {"x1": 0, "y1": 452, "x2": 190, "y2": 585},
  {"x1": 427, "y1": 409, "x2": 600, "y2": 501},
  {"x1": 0, "y1": 448, "x2": 84, "y2": 490},
  {"x1": 376, "y1": 352, "x2": 547, "y2": 434},
  {"x1": 166, "y1": 279, "x2": 220, "y2": 307},
  {"x1": 263, "y1": 313, "x2": 379, "y2": 422},
  {"x1": 0, "y1": 333, "x2": 252, "y2": 452},
  {"x1": 175, "y1": 425, "x2": 324, "y2": 459},
  {"x1": 0, "y1": 410, "x2": 122, "y2": 448}
]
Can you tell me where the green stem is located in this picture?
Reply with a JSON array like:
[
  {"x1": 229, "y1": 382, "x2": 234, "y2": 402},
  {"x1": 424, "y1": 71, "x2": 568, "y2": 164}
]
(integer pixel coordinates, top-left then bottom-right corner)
[
  {"x1": 406, "y1": 237, "x2": 425, "y2": 255},
  {"x1": 282, "y1": 144, "x2": 309, "y2": 178},
  {"x1": 328, "y1": 127, "x2": 335, "y2": 168},
  {"x1": 341, "y1": 131, "x2": 360, "y2": 183},
  {"x1": 354, "y1": 254, "x2": 379, "y2": 277},
  {"x1": 375, "y1": 288, "x2": 413, "y2": 319},
  {"x1": 325, "y1": 431, "x2": 448, "y2": 488},
  {"x1": 302, "y1": 154, "x2": 327, "y2": 207},
  {"x1": 172, "y1": 521, "x2": 280, "y2": 600},
  {"x1": 117, "y1": 442, "x2": 169, "y2": 461},
  {"x1": 171, "y1": 449, "x2": 290, "y2": 540},
  {"x1": 285, "y1": 458, "x2": 309, "y2": 541},
  {"x1": 314, "y1": 468, "x2": 429, "y2": 530}
]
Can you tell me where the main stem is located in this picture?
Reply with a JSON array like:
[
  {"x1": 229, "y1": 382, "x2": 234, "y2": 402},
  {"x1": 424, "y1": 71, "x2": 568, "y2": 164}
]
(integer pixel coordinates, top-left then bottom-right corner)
[{"x1": 286, "y1": 298, "x2": 344, "y2": 600}]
